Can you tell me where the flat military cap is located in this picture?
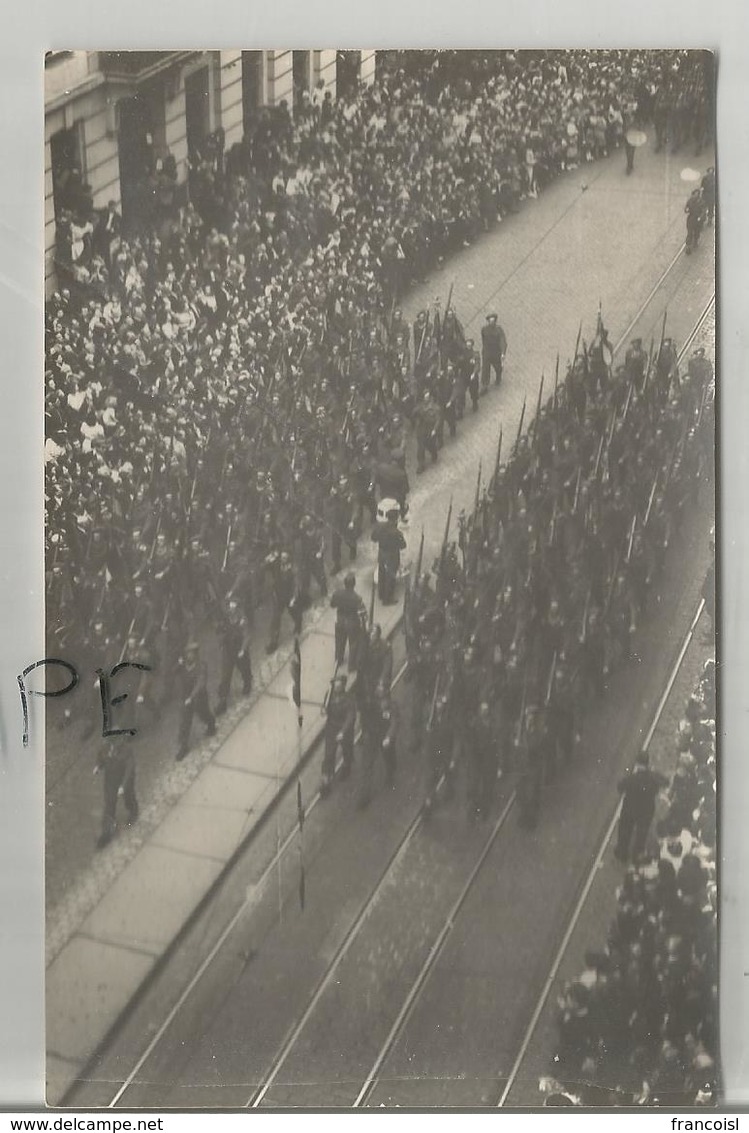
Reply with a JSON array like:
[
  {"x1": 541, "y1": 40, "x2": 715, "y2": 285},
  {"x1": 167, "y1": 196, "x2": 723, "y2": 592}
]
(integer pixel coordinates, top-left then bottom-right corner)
[{"x1": 486, "y1": 313, "x2": 498, "y2": 322}]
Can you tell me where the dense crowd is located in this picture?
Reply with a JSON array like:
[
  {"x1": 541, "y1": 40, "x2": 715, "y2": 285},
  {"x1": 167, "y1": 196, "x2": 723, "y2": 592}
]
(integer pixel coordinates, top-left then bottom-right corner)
[
  {"x1": 547, "y1": 660, "x2": 717, "y2": 1107},
  {"x1": 46, "y1": 49, "x2": 713, "y2": 737}
]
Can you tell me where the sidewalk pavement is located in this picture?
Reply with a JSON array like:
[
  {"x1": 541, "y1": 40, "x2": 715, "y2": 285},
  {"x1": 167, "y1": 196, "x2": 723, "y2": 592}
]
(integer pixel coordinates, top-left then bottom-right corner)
[{"x1": 46, "y1": 141, "x2": 715, "y2": 1105}]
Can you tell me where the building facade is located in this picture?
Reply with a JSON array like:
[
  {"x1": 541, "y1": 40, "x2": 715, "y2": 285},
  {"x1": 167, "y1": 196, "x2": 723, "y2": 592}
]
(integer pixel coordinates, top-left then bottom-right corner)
[{"x1": 44, "y1": 49, "x2": 377, "y2": 294}]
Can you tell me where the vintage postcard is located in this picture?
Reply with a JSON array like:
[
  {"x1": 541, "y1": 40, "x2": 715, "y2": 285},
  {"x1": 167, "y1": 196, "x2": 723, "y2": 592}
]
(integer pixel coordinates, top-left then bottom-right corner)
[{"x1": 44, "y1": 49, "x2": 716, "y2": 1107}]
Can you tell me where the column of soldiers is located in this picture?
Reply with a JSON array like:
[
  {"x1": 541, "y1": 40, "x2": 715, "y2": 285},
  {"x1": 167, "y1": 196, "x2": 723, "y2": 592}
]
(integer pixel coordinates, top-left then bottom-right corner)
[
  {"x1": 47, "y1": 293, "x2": 506, "y2": 764},
  {"x1": 402, "y1": 312, "x2": 714, "y2": 826}
]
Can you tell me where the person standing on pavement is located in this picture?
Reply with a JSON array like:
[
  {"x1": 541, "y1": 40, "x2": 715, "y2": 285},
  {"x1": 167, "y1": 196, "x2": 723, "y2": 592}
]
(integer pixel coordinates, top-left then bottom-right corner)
[
  {"x1": 481, "y1": 313, "x2": 507, "y2": 390},
  {"x1": 96, "y1": 737, "x2": 139, "y2": 849},
  {"x1": 371, "y1": 510, "x2": 407, "y2": 605},
  {"x1": 176, "y1": 641, "x2": 216, "y2": 761},
  {"x1": 330, "y1": 571, "x2": 366, "y2": 670},
  {"x1": 614, "y1": 750, "x2": 669, "y2": 861},
  {"x1": 320, "y1": 674, "x2": 357, "y2": 796}
]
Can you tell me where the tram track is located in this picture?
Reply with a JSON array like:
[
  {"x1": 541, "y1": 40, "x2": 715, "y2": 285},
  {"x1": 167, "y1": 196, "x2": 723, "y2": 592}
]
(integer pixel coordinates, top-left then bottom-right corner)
[{"x1": 97, "y1": 247, "x2": 714, "y2": 1112}]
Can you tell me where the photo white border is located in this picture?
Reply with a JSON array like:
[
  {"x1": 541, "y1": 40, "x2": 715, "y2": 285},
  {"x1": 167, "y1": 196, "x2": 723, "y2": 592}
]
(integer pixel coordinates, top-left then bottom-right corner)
[{"x1": 1, "y1": 0, "x2": 746, "y2": 1109}]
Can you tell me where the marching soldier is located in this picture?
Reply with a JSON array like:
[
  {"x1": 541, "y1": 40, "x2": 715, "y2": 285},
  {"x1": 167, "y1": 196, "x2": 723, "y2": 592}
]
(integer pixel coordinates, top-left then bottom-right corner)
[
  {"x1": 330, "y1": 571, "x2": 366, "y2": 670},
  {"x1": 624, "y1": 337, "x2": 648, "y2": 392},
  {"x1": 516, "y1": 704, "x2": 547, "y2": 828},
  {"x1": 265, "y1": 548, "x2": 301, "y2": 653},
  {"x1": 481, "y1": 313, "x2": 507, "y2": 390},
  {"x1": 358, "y1": 687, "x2": 398, "y2": 809},
  {"x1": 409, "y1": 635, "x2": 438, "y2": 747},
  {"x1": 175, "y1": 641, "x2": 216, "y2": 760},
  {"x1": 216, "y1": 599, "x2": 253, "y2": 716},
  {"x1": 424, "y1": 691, "x2": 457, "y2": 814},
  {"x1": 463, "y1": 337, "x2": 481, "y2": 412},
  {"x1": 327, "y1": 475, "x2": 360, "y2": 575},
  {"x1": 297, "y1": 513, "x2": 328, "y2": 604},
  {"x1": 413, "y1": 389, "x2": 441, "y2": 472},
  {"x1": 466, "y1": 700, "x2": 498, "y2": 821},
  {"x1": 320, "y1": 674, "x2": 357, "y2": 796},
  {"x1": 359, "y1": 622, "x2": 394, "y2": 700}
]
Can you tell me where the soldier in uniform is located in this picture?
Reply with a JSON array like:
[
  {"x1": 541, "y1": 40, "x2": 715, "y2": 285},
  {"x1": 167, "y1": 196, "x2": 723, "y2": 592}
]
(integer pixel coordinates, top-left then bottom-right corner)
[
  {"x1": 463, "y1": 337, "x2": 481, "y2": 412},
  {"x1": 175, "y1": 641, "x2": 216, "y2": 760},
  {"x1": 297, "y1": 513, "x2": 328, "y2": 604},
  {"x1": 466, "y1": 700, "x2": 498, "y2": 821},
  {"x1": 265, "y1": 549, "x2": 300, "y2": 653},
  {"x1": 409, "y1": 636, "x2": 438, "y2": 749},
  {"x1": 359, "y1": 622, "x2": 394, "y2": 700},
  {"x1": 320, "y1": 674, "x2": 357, "y2": 796},
  {"x1": 96, "y1": 736, "x2": 139, "y2": 849},
  {"x1": 413, "y1": 389, "x2": 441, "y2": 472},
  {"x1": 424, "y1": 690, "x2": 457, "y2": 814},
  {"x1": 330, "y1": 571, "x2": 366, "y2": 670},
  {"x1": 516, "y1": 704, "x2": 547, "y2": 828},
  {"x1": 481, "y1": 313, "x2": 508, "y2": 390},
  {"x1": 438, "y1": 362, "x2": 459, "y2": 442},
  {"x1": 371, "y1": 510, "x2": 407, "y2": 604},
  {"x1": 624, "y1": 338, "x2": 648, "y2": 392},
  {"x1": 357, "y1": 686, "x2": 398, "y2": 809},
  {"x1": 216, "y1": 598, "x2": 253, "y2": 716}
]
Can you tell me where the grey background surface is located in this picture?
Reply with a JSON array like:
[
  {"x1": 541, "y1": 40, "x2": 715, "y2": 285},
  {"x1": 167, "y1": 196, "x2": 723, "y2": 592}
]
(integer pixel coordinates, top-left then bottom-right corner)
[{"x1": 1, "y1": 0, "x2": 745, "y2": 1108}]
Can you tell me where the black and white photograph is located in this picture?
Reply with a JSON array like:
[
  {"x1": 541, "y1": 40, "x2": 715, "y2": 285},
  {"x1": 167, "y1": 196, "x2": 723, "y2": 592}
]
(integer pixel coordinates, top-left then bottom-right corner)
[{"x1": 43, "y1": 48, "x2": 717, "y2": 1108}]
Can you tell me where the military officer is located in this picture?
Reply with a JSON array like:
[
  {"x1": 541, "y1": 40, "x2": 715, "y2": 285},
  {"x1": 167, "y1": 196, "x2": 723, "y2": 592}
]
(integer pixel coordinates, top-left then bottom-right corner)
[{"x1": 481, "y1": 313, "x2": 507, "y2": 390}]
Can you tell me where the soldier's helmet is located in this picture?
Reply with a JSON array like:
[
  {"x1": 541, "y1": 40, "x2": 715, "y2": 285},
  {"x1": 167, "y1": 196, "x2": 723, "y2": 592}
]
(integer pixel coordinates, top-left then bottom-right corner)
[{"x1": 344, "y1": 571, "x2": 356, "y2": 589}]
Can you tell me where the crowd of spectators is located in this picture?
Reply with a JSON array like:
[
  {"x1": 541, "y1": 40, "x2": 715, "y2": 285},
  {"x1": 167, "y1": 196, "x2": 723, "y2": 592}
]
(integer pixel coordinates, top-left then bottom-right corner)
[
  {"x1": 45, "y1": 49, "x2": 712, "y2": 726},
  {"x1": 548, "y1": 660, "x2": 717, "y2": 1106}
]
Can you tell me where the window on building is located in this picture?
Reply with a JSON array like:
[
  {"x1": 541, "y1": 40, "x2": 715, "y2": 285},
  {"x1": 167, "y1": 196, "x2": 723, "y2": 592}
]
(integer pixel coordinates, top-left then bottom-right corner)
[
  {"x1": 336, "y1": 51, "x2": 361, "y2": 100},
  {"x1": 185, "y1": 66, "x2": 211, "y2": 157},
  {"x1": 242, "y1": 51, "x2": 264, "y2": 134},
  {"x1": 292, "y1": 51, "x2": 310, "y2": 109},
  {"x1": 49, "y1": 123, "x2": 88, "y2": 220},
  {"x1": 117, "y1": 94, "x2": 158, "y2": 230}
]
